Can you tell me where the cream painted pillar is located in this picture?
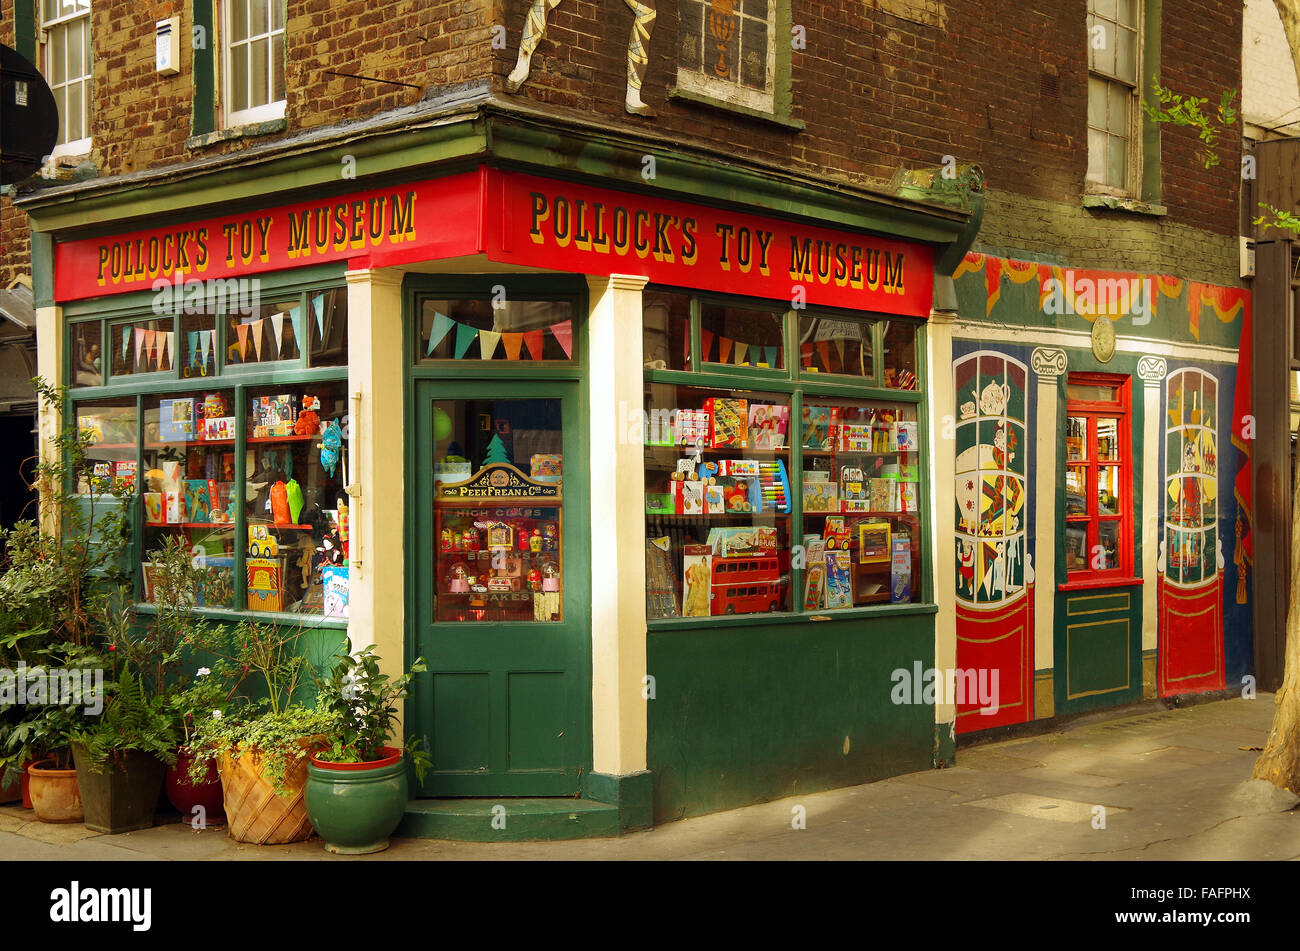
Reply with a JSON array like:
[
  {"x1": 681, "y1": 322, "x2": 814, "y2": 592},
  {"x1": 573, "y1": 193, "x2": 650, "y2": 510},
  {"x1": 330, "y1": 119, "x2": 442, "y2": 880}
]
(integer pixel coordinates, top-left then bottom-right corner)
[
  {"x1": 36, "y1": 303, "x2": 63, "y2": 532},
  {"x1": 1137, "y1": 356, "x2": 1167, "y2": 664},
  {"x1": 586, "y1": 274, "x2": 649, "y2": 778},
  {"x1": 926, "y1": 311, "x2": 957, "y2": 732},
  {"x1": 1031, "y1": 348, "x2": 1066, "y2": 713},
  {"x1": 344, "y1": 268, "x2": 406, "y2": 685}
]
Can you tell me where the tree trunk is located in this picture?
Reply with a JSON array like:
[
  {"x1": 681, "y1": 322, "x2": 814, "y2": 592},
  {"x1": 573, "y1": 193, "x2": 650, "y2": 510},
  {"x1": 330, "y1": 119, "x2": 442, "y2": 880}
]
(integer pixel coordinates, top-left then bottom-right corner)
[
  {"x1": 1251, "y1": 443, "x2": 1300, "y2": 789},
  {"x1": 1275, "y1": 0, "x2": 1300, "y2": 99}
]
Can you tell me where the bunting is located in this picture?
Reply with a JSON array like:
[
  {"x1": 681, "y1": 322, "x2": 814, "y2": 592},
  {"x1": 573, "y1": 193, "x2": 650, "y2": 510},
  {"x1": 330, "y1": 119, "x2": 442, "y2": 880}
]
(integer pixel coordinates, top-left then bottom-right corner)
[
  {"x1": 764, "y1": 346, "x2": 778, "y2": 368},
  {"x1": 454, "y1": 322, "x2": 477, "y2": 359},
  {"x1": 252, "y1": 320, "x2": 264, "y2": 361},
  {"x1": 415, "y1": 315, "x2": 583, "y2": 361},
  {"x1": 135, "y1": 328, "x2": 146, "y2": 368},
  {"x1": 479, "y1": 329, "x2": 501, "y2": 359},
  {"x1": 312, "y1": 293, "x2": 326, "y2": 342},
  {"x1": 121, "y1": 327, "x2": 130, "y2": 364},
  {"x1": 717, "y1": 336, "x2": 733, "y2": 364},
  {"x1": 270, "y1": 312, "x2": 286, "y2": 353},
  {"x1": 524, "y1": 329, "x2": 545, "y2": 360},
  {"x1": 236, "y1": 323, "x2": 250, "y2": 360},
  {"x1": 549, "y1": 320, "x2": 573, "y2": 358},
  {"x1": 503, "y1": 332, "x2": 524, "y2": 360},
  {"x1": 734, "y1": 343, "x2": 748, "y2": 365},
  {"x1": 426, "y1": 311, "x2": 454, "y2": 356}
]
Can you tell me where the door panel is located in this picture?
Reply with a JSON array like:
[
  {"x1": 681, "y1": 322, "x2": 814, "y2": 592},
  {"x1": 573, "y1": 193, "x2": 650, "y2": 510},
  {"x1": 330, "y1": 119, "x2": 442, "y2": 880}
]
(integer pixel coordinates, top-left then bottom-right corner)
[{"x1": 412, "y1": 381, "x2": 589, "y2": 797}]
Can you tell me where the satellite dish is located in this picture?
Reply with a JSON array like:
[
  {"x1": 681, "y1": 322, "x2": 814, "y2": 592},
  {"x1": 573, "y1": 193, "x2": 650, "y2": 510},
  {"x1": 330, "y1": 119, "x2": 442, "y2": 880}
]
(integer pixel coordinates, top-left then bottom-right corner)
[{"x1": 0, "y1": 44, "x2": 59, "y2": 186}]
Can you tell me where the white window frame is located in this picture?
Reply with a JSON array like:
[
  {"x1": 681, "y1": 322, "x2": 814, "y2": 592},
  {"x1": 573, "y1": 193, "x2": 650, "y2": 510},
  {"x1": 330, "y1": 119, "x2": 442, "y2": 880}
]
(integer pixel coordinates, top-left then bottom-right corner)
[
  {"x1": 221, "y1": 0, "x2": 287, "y2": 128},
  {"x1": 40, "y1": 0, "x2": 93, "y2": 159},
  {"x1": 676, "y1": 0, "x2": 777, "y2": 114},
  {"x1": 1086, "y1": 0, "x2": 1144, "y2": 196}
]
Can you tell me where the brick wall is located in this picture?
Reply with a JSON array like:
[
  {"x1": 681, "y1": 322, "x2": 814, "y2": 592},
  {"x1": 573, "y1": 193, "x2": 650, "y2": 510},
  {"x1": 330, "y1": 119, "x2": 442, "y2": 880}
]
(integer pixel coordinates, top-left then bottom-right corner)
[{"x1": 1, "y1": 1, "x2": 29, "y2": 289}]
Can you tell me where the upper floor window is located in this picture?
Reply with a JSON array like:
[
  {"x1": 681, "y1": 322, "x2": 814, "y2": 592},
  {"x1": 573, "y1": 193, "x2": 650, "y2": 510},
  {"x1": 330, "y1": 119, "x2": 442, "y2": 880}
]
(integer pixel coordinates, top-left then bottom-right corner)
[
  {"x1": 1087, "y1": 0, "x2": 1141, "y2": 193},
  {"x1": 41, "y1": 0, "x2": 92, "y2": 155},
  {"x1": 1064, "y1": 374, "x2": 1133, "y2": 580},
  {"x1": 678, "y1": 0, "x2": 776, "y2": 113},
  {"x1": 223, "y1": 0, "x2": 286, "y2": 126}
]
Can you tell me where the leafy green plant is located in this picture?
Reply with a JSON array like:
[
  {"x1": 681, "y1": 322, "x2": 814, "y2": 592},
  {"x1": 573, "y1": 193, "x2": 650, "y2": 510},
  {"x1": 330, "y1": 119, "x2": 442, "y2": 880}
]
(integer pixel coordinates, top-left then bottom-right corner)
[
  {"x1": 67, "y1": 668, "x2": 178, "y2": 772},
  {"x1": 1142, "y1": 84, "x2": 1237, "y2": 170},
  {"x1": 315, "y1": 647, "x2": 431, "y2": 783}
]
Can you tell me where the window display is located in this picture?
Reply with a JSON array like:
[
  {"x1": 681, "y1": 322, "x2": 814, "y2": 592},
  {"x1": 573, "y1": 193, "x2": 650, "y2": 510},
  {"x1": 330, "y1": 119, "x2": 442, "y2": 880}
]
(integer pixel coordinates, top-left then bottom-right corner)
[
  {"x1": 418, "y1": 297, "x2": 575, "y2": 361},
  {"x1": 699, "y1": 302, "x2": 784, "y2": 369},
  {"x1": 799, "y1": 314, "x2": 873, "y2": 378},
  {"x1": 644, "y1": 384, "x2": 792, "y2": 617},
  {"x1": 1064, "y1": 374, "x2": 1131, "y2": 578},
  {"x1": 110, "y1": 317, "x2": 174, "y2": 377},
  {"x1": 432, "y1": 398, "x2": 565, "y2": 622},
  {"x1": 226, "y1": 297, "x2": 303, "y2": 365},
  {"x1": 801, "y1": 398, "x2": 922, "y2": 606},
  {"x1": 1165, "y1": 368, "x2": 1218, "y2": 587},
  {"x1": 75, "y1": 399, "x2": 138, "y2": 494}
]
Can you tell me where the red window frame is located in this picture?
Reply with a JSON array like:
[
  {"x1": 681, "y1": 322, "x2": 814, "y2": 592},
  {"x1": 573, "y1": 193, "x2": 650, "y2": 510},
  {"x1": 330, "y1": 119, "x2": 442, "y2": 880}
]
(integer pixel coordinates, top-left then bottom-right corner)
[{"x1": 1063, "y1": 373, "x2": 1133, "y2": 582}]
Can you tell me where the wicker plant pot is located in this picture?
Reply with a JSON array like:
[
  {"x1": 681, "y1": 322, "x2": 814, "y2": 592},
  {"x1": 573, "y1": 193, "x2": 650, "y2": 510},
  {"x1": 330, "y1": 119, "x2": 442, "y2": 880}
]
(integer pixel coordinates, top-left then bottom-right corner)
[{"x1": 217, "y1": 746, "x2": 315, "y2": 844}]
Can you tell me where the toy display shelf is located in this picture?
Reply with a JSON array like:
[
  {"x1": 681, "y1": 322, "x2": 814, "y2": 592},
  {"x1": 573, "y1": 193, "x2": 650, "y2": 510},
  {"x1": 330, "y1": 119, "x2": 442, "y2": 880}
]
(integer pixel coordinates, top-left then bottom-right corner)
[
  {"x1": 147, "y1": 521, "x2": 314, "y2": 530},
  {"x1": 801, "y1": 448, "x2": 919, "y2": 456},
  {"x1": 90, "y1": 433, "x2": 320, "y2": 450},
  {"x1": 645, "y1": 443, "x2": 789, "y2": 454},
  {"x1": 803, "y1": 510, "x2": 920, "y2": 519}
]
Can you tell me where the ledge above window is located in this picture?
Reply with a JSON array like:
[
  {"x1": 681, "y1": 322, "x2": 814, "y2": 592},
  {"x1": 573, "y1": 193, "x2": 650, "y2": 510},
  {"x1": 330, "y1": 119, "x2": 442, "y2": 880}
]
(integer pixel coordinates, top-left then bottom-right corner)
[
  {"x1": 1082, "y1": 193, "x2": 1168, "y2": 217},
  {"x1": 667, "y1": 85, "x2": 804, "y2": 131},
  {"x1": 187, "y1": 117, "x2": 288, "y2": 151}
]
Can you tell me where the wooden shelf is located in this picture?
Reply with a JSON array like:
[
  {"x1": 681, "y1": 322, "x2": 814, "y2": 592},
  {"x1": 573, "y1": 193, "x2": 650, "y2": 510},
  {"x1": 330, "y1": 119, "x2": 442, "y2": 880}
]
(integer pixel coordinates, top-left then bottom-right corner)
[
  {"x1": 802, "y1": 448, "x2": 918, "y2": 456},
  {"x1": 804, "y1": 510, "x2": 919, "y2": 518},
  {"x1": 645, "y1": 444, "x2": 789, "y2": 454}
]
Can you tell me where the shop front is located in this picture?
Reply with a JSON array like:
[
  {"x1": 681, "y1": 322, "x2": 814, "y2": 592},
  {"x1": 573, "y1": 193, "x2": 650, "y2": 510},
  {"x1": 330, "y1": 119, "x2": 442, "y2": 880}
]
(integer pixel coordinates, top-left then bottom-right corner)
[{"x1": 30, "y1": 114, "x2": 980, "y2": 834}]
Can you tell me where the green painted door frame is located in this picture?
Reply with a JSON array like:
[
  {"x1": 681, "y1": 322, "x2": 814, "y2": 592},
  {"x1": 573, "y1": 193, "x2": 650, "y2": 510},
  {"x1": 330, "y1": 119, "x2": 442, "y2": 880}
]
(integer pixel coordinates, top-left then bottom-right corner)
[{"x1": 404, "y1": 276, "x2": 591, "y2": 798}]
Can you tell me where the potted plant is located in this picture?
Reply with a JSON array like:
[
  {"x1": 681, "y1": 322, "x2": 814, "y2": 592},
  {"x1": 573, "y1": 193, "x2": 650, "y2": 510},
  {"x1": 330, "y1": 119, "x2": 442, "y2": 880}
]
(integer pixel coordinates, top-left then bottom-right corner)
[
  {"x1": 305, "y1": 647, "x2": 430, "y2": 854},
  {"x1": 67, "y1": 668, "x2": 177, "y2": 833},
  {"x1": 23, "y1": 707, "x2": 86, "y2": 823},
  {"x1": 188, "y1": 620, "x2": 337, "y2": 844},
  {"x1": 164, "y1": 661, "x2": 234, "y2": 825}
]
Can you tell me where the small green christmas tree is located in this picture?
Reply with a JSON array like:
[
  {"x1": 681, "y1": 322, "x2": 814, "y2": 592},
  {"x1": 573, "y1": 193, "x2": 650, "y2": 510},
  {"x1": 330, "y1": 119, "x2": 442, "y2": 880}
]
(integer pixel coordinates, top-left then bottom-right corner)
[{"x1": 482, "y1": 433, "x2": 510, "y2": 467}]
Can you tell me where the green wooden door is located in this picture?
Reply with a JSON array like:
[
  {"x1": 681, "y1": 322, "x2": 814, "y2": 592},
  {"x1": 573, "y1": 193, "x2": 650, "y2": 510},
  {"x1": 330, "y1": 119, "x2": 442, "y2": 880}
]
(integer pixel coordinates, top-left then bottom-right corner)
[{"x1": 411, "y1": 379, "x2": 590, "y2": 797}]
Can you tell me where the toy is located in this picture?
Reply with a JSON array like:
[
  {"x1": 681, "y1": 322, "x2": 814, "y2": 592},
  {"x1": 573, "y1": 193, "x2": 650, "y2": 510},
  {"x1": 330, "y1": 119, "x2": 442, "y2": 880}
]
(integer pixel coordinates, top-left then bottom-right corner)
[
  {"x1": 682, "y1": 545, "x2": 713, "y2": 617},
  {"x1": 529, "y1": 529, "x2": 543, "y2": 553},
  {"x1": 822, "y1": 516, "x2": 849, "y2": 550},
  {"x1": 286, "y1": 478, "x2": 304, "y2": 524},
  {"x1": 542, "y1": 522, "x2": 558, "y2": 550},
  {"x1": 442, "y1": 528, "x2": 457, "y2": 552},
  {"x1": 270, "y1": 481, "x2": 291, "y2": 524},
  {"x1": 724, "y1": 482, "x2": 752, "y2": 513},
  {"x1": 462, "y1": 527, "x2": 481, "y2": 551},
  {"x1": 320, "y1": 419, "x2": 342, "y2": 477},
  {"x1": 704, "y1": 398, "x2": 748, "y2": 448},
  {"x1": 295, "y1": 395, "x2": 321, "y2": 436},
  {"x1": 527, "y1": 568, "x2": 542, "y2": 591},
  {"x1": 487, "y1": 522, "x2": 514, "y2": 550}
]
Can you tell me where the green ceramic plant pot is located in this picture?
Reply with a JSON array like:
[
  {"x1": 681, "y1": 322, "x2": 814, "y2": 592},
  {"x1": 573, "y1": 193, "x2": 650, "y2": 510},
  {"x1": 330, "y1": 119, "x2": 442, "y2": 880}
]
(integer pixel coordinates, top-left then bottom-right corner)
[{"x1": 304, "y1": 747, "x2": 408, "y2": 855}]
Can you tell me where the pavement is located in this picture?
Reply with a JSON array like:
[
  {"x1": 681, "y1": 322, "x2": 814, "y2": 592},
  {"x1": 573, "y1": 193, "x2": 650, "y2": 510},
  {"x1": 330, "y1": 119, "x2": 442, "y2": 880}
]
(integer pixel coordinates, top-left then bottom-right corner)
[{"x1": 4, "y1": 693, "x2": 1299, "y2": 861}]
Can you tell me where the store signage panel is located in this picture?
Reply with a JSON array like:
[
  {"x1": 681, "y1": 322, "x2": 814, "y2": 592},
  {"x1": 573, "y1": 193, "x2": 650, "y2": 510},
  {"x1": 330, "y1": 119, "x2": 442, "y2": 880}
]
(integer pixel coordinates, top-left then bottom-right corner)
[
  {"x1": 485, "y1": 170, "x2": 935, "y2": 317},
  {"x1": 54, "y1": 173, "x2": 482, "y2": 301}
]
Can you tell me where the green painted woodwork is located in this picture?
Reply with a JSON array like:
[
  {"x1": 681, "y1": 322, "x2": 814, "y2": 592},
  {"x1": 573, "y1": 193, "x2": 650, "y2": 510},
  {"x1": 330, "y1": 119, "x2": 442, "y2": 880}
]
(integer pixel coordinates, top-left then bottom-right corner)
[
  {"x1": 584, "y1": 770, "x2": 653, "y2": 832},
  {"x1": 31, "y1": 231, "x2": 54, "y2": 309},
  {"x1": 191, "y1": 0, "x2": 216, "y2": 137},
  {"x1": 1140, "y1": 0, "x2": 1163, "y2": 206},
  {"x1": 397, "y1": 797, "x2": 621, "y2": 841},
  {"x1": 14, "y1": 0, "x2": 36, "y2": 61},
  {"x1": 933, "y1": 719, "x2": 956, "y2": 768},
  {"x1": 405, "y1": 274, "x2": 591, "y2": 799},
  {"x1": 647, "y1": 610, "x2": 936, "y2": 823}
]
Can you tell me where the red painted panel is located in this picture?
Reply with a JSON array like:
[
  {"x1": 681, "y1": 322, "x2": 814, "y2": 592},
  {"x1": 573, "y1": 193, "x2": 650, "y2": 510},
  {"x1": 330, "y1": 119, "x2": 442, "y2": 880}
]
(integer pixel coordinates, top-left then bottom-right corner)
[
  {"x1": 1157, "y1": 575, "x2": 1225, "y2": 696},
  {"x1": 483, "y1": 169, "x2": 935, "y2": 317},
  {"x1": 955, "y1": 588, "x2": 1035, "y2": 733},
  {"x1": 54, "y1": 172, "x2": 483, "y2": 302}
]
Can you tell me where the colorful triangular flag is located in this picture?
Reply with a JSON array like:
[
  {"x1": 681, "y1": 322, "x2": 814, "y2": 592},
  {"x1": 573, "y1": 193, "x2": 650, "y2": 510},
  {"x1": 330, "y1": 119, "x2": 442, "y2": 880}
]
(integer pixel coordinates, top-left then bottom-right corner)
[
  {"x1": 270, "y1": 313, "x2": 285, "y2": 354},
  {"x1": 701, "y1": 330, "x2": 715, "y2": 362},
  {"x1": 252, "y1": 319, "x2": 265, "y2": 361},
  {"x1": 134, "y1": 328, "x2": 146, "y2": 367},
  {"x1": 718, "y1": 336, "x2": 733, "y2": 364},
  {"x1": 479, "y1": 329, "x2": 501, "y2": 359},
  {"x1": 764, "y1": 346, "x2": 778, "y2": 367},
  {"x1": 817, "y1": 341, "x2": 830, "y2": 370},
  {"x1": 734, "y1": 343, "x2": 748, "y2": 365},
  {"x1": 832, "y1": 338, "x2": 845, "y2": 367},
  {"x1": 121, "y1": 327, "x2": 130, "y2": 364},
  {"x1": 426, "y1": 311, "x2": 454, "y2": 356},
  {"x1": 312, "y1": 293, "x2": 326, "y2": 342},
  {"x1": 502, "y1": 332, "x2": 523, "y2": 360},
  {"x1": 523, "y1": 329, "x2": 544, "y2": 360},
  {"x1": 454, "y1": 321, "x2": 477, "y2": 359},
  {"x1": 236, "y1": 323, "x2": 250, "y2": 360},
  {"x1": 549, "y1": 320, "x2": 572, "y2": 359},
  {"x1": 286, "y1": 306, "x2": 301, "y2": 355}
]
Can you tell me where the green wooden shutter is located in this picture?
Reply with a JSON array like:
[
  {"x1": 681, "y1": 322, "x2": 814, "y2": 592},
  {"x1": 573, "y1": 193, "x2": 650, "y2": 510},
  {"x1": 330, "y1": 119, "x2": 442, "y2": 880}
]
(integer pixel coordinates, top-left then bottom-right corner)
[{"x1": 192, "y1": 0, "x2": 216, "y2": 136}]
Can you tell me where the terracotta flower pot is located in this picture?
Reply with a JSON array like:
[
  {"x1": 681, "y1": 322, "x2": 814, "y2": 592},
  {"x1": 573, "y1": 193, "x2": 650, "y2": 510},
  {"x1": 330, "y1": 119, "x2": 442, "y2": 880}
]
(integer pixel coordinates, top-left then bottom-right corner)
[
  {"x1": 305, "y1": 747, "x2": 409, "y2": 855},
  {"x1": 27, "y1": 760, "x2": 83, "y2": 823},
  {"x1": 165, "y1": 748, "x2": 225, "y2": 825},
  {"x1": 217, "y1": 745, "x2": 315, "y2": 845}
]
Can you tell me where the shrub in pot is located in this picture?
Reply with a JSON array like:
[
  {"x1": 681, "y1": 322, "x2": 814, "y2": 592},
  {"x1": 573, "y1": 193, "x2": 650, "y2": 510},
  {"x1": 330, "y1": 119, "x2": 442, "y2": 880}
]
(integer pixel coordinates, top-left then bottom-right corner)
[
  {"x1": 68, "y1": 669, "x2": 177, "y2": 834},
  {"x1": 305, "y1": 647, "x2": 430, "y2": 854},
  {"x1": 188, "y1": 620, "x2": 337, "y2": 844}
]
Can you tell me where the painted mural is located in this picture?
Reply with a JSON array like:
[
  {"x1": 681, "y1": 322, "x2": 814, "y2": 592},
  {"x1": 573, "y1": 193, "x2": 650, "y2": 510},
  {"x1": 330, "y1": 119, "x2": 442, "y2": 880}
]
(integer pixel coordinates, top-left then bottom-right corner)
[
  {"x1": 953, "y1": 348, "x2": 1035, "y2": 732},
  {"x1": 952, "y1": 251, "x2": 1253, "y2": 718}
]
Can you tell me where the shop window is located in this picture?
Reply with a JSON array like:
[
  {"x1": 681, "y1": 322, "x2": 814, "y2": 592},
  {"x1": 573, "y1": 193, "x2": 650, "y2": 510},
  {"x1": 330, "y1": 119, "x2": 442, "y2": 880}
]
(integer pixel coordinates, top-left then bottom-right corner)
[
  {"x1": 222, "y1": 0, "x2": 286, "y2": 126},
  {"x1": 798, "y1": 314, "x2": 873, "y2": 378},
  {"x1": 699, "y1": 301, "x2": 784, "y2": 369},
  {"x1": 953, "y1": 352, "x2": 1029, "y2": 604},
  {"x1": 41, "y1": 0, "x2": 92, "y2": 156},
  {"x1": 67, "y1": 283, "x2": 350, "y2": 619},
  {"x1": 1064, "y1": 374, "x2": 1132, "y2": 578},
  {"x1": 109, "y1": 317, "x2": 175, "y2": 377},
  {"x1": 1165, "y1": 368, "x2": 1218, "y2": 586},
  {"x1": 75, "y1": 398, "x2": 137, "y2": 494},
  {"x1": 432, "y1": 398, "x2": 564, "y2": 622},
  {"x1": 645, "y1": 384, "x2": 792, "y2": 617},
  {"x1": 880, "y1": 319, "x2": 919, "y2": 390},
  {"x1": 801, "y1": 397, "x2": 922, "y2": 606},
  {"x1": 642, "y1": 291, "x2": 691, "y2": 371},
  {"x1": 677, "y1": 0, "x2": 777, "y2": 113},
  {"x1": 70, "y1": 320, "x2": 103, "y2": 387},
  {"x1": 226, "y1": 296, "x2": 302, "y2": 365},
  {"x1": 418, "y1": 296, "x2": 575, "y2": 361},
  {"x1": 1086, "y1": 0, "x2": 1141, "y2": 193}
]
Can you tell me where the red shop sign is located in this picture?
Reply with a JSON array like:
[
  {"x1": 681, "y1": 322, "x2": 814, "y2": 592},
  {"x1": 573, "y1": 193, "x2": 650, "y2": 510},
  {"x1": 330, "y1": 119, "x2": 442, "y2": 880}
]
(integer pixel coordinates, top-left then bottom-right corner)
[{"x1": 56, "y1": 166, "x2": 935, "y2": 317}]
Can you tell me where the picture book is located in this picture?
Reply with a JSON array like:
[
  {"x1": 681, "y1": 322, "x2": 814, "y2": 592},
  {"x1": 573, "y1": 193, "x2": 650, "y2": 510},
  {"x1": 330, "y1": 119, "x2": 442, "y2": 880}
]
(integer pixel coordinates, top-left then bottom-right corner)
[
  {"x1": 869, "y1": 478, "x2": 895, "y2": 512},
  {"x1": 682, "y1": 544, "x2": 713, "y2": 617},
  {"x1": 113, "y1": 460, "x2": 137, "y2": 491},
  {"x1": 159, "y1": 398, "x2": 195, "y2": 442},
  {"x1": 894, "y1": 421, "x2": 919, "y2": 452},
  {"x1": 801, "y1": 405, "x2": 832, "y2": 451},
  {"x1": 802, "y1": 537, "x2": 826, "y2": 610},
  {"x1": 748, "y1": 404, "x2": 789, "y2": 450},
  {"x1": 185, "y1": 479, "x2": 211, "y2": 523},
  {"x1": 676, "y1": 409, "x2": 711, "y2": 448},
  {"x1": 859, "y1": 522, "x2": 891, "y2": 564},
  {"x1": 323, "y1": 565, "x2": 350, "y2": 618},
  {"x1": 645, "y1": 537, "x2": 679, "y2": 619},
  {"x1": 840, "y1": 424, "x2": 872, "y2": 452},
  {"x1": 890, "y1": 537, "x2": 912, "y2": 603},
  {"x1": 824, "y1": 550, "x2": 852, "y2": 608},
  {"x1": 803, "y1": 480, "x2": 838, "y2": 512},
  {"x1": 705, "y1": 398, "x2": 749, "y2": 448},
  {"x1": 900, "y1": 482, "x2": 919, "y2": 513}
]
